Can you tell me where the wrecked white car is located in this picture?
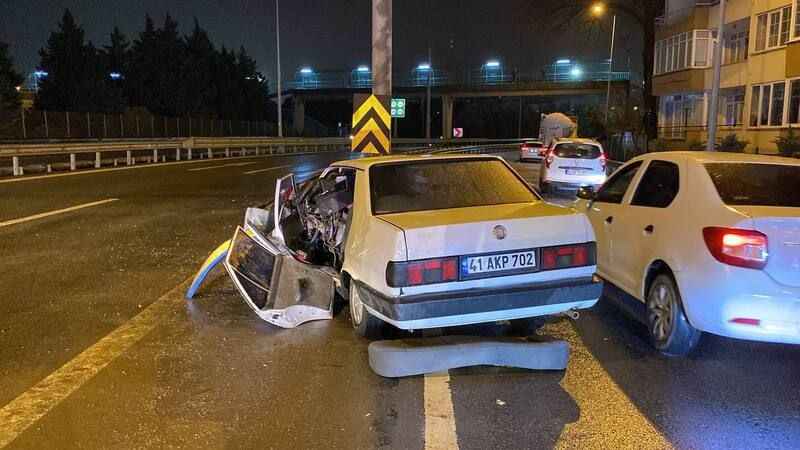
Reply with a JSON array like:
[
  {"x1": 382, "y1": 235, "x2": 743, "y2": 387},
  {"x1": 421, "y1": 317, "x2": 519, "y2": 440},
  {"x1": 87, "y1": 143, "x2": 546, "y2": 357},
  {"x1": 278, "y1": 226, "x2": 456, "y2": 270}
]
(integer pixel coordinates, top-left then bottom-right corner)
[{"x1": 223, "y1": 154, "x2": 603, "y2": 337}]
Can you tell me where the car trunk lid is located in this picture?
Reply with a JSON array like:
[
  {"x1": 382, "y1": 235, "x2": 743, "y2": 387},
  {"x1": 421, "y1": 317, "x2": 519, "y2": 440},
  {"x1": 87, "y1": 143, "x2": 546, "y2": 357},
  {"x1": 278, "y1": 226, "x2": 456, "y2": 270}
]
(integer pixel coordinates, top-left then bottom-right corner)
[
  {"x1": 378, "y1": 202, "x2": 590, "y2": 260},
  {"x1": 735, "y1": 206, "x2": 800, "y2": 287}
]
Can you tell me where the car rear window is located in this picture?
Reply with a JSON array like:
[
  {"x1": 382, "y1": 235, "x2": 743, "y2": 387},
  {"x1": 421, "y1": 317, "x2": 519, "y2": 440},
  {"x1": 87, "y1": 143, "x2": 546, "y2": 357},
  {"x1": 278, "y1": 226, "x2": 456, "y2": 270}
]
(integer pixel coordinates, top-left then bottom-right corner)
[
  {"x1": 705, "y1": 163, "x2": 800, "y2": 207},
  {"x1": 370, "y1": 159, "x2": 537, "y2": 214},
  {"x1": 554, "y1": 143, "x2": 602, "y2": 159}
]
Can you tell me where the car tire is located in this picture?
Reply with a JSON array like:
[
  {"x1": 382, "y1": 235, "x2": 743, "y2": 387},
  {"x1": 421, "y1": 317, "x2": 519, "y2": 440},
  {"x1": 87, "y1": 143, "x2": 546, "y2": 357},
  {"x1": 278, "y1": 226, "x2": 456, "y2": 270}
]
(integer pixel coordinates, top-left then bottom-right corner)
[
  {"x1": 509, "y1": 317, "x2": 545, "y2": 336},
  {"x1": 646, "y1": 274, "x2": 701, "y2": 356},
  {"x1": 349, "y1": 283, "x2": 384, "y2": 339}
]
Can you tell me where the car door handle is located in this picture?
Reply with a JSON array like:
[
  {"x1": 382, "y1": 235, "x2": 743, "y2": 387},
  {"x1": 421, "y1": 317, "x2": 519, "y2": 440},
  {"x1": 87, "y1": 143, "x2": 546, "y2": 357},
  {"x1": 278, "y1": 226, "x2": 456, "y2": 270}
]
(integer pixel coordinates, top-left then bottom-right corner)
[
  {"x1": 605, "y1": 216, "x2": 613, "y2": 224},
  {"x1": 644, "y1": 224, "x2": 655, "y2": 234}
]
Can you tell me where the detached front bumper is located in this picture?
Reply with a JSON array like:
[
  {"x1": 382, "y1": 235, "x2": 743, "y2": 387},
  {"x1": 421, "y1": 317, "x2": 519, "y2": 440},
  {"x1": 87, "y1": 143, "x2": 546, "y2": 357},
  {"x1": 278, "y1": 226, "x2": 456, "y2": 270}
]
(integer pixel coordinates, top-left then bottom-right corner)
[{"x1": 355, "y1": 277, "x2": 602, "y2": 330}]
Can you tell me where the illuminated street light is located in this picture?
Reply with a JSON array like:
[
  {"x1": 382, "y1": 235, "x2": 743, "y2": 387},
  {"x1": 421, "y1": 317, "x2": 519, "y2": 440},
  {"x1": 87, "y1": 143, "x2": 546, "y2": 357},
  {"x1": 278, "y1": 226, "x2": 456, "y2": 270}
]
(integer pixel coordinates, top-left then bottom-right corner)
[
  {"x1": 570, "y1": 67, "x2": 583, "y2": 78},
  {"x1": 299, "y1": 67, "x2": 313, "y2": 74},
  {"x1": 417, "y1": 63, "x2": 431, "y2": 71},
  {"x1": 357, "y1": 65, "x2": 370, "y2": 72},
  {"x1": 109, "y1": 72, "x2": 122, "y2": 80},
  {"x1": 484, "y1": 60, "x2": 500, "y2": 68},
  {"x1": 34, "y1": 70, "x2": 48, "y2": 78},
  {"x1": 555, "y1": 59, "x2": 571, "y2": 65},
  {"x1": 591, "y1": 2, "x2": 606, "y2": 17}
]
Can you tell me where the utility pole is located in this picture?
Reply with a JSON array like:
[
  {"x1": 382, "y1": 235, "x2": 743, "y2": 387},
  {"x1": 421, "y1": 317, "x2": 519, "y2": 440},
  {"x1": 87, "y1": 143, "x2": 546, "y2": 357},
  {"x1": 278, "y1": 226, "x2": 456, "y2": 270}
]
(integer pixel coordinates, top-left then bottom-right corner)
[
  {"x1": 706, "y1": 0, "x2": 725, "y2": 151},
  {"x1": 276, "y1": 0, "x2": 283, "y2": 137},
  {"x1": 425, "y1": 46, "x2": 432, "y2": 140},
  {"x1": 605, "y1": 14, "x2": 617, "y2": 124},
  {"x1": 372, "y1": 0, "x2": 392, "y2": 96}
]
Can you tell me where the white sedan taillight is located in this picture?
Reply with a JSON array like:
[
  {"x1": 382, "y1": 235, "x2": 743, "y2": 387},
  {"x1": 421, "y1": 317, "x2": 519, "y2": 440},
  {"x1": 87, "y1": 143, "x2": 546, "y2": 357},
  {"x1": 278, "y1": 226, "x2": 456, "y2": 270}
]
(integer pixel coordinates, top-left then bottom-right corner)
[{"x1": 702, "y1": 227, "x2": 768, "y2": 270}]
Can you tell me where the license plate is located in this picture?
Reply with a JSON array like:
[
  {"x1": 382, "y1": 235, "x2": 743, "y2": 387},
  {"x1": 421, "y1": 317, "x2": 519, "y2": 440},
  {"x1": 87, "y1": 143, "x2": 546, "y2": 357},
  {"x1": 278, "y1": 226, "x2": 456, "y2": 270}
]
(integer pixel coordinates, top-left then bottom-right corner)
[
  {"x1": 461, "y1": 250, "x2": 536, "y2": 277},
  {"x1": 565, "y1": 168, "x2": 586, "y2": 175}
]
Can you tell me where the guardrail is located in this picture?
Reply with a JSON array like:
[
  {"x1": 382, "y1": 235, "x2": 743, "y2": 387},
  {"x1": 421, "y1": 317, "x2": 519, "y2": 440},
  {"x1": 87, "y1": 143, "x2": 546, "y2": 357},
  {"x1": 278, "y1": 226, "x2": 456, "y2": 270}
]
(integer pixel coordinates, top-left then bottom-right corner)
[{"x1": 0, "y1": 137, "x2": 526, "y2": 177}]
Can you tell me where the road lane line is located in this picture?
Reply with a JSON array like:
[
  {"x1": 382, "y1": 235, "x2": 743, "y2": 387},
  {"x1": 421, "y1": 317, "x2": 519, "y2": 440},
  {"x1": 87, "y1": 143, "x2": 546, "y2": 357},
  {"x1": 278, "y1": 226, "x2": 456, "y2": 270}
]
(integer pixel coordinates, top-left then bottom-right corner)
[
  {"x1": 243, "y1": 164, "x2": 292, "y2": 175},
  {"x1": 187, "y1": 162, "x2": 258, "y2": 172},
  {"x1": 546, "y1": 320, "x2": 673, "y2": 449},
  {"x1": 0, "y1": 278, "x2": 190, "y2": 448},
  {"x1": 424, "y1": 371, "x2": 460, "y2": 450},
  {"x1": 0, "y1": 198, "x2": 119, "y2": 228}
]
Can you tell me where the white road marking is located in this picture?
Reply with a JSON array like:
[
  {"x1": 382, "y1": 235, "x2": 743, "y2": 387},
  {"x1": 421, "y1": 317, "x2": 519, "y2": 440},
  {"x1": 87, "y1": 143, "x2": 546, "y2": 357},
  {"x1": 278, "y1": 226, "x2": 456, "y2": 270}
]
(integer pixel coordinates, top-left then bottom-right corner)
[
  {"x1": 547, "y1": 321, "x2": 673, "y2": 449},
  {"x1": 187, "y1": 162, "x2": 258, "y2": 172},
  {"x1": 0, "y1": 278, "x2": 190, "y2": 448},
  {"x1": 243, "y1": 164, "x2": 292, "y2": 175},
  {"x1": 424, "y1": 371, "x2": 460, "y2": 450},
  {"x1": 0, "y1": 198, "x2": 119, "y2": 228}
]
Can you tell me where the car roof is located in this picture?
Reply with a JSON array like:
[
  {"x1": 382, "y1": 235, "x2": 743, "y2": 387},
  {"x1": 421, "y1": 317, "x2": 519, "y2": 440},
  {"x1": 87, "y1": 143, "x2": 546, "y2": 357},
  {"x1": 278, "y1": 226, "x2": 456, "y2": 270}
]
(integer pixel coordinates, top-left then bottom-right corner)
[
  {"x1": 330, "y1": 153, "x2": 504, "y2": 171},
  {"x1": 631, "y1": 151, "x2": 800, "y2": 166},
  {"x1": 554, "y1": 138, "x2": 601, "y2": 145}
]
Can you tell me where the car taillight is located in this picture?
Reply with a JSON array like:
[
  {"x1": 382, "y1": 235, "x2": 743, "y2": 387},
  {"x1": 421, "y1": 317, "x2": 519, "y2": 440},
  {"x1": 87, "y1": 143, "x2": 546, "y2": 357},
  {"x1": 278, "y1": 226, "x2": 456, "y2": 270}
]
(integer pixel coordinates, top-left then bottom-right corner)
[
  {"x1": 702, "y1": 227, "x2": 768, "y2": 270},
  {"x1": 386, "y1": 257, "x2": 459, "y2": 287},
  {"x1": 520, "y1": 144, "x2": 529, "y2": 151},
  {"x1": 540, "y1": 243, "x2": 596, "y2": 271}
]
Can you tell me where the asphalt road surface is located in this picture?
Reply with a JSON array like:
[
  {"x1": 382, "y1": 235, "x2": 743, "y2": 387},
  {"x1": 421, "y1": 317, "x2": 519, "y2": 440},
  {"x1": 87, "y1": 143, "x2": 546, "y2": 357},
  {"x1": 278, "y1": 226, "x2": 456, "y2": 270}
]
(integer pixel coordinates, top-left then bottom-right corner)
[{"x1": 1, "y1": 149, "x2": 799, "y2": 449}]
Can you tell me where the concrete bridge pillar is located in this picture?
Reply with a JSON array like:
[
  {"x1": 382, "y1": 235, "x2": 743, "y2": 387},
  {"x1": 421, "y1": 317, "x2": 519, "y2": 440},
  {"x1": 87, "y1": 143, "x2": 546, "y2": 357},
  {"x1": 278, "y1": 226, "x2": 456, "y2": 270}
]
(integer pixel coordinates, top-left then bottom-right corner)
[
  {"x1": 293, "y1": 97, "x2": 305, "y2": 136},
  {"x1": 442, "y1": 95, "x2": 454, "y2": 139}
]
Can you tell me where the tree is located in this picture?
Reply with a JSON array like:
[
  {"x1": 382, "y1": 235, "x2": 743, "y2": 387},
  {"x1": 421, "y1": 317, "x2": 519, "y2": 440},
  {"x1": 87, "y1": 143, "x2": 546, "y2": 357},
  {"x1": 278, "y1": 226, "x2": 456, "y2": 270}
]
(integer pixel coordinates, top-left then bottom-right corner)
[
  {"x1": 0, "y1": 41, "x2": 23, "y2": 112},
  {"x1": 36, "y1": 9, "x2": 97, "y2": 111},
  {"x1": 181, "y1": 18, "x2": 216, "y2": 115},
  {"x1": 540, "y1": 0, "x2": 664, "y2": 138}
]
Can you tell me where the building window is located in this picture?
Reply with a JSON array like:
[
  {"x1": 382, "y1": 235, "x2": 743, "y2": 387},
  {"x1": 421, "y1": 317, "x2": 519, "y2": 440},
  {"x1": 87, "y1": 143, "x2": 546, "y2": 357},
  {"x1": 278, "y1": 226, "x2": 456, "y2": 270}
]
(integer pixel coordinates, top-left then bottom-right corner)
[
  {"x1": 795, "y1": 0, "x2": 800, "y2": 40},
  {"x1": 751, "y1": 82, "x2": 788, "y2": 127},
  {"x1": 789, "y1": 79, "x2": 800, "y2": 124},
  {"x1": 659, "y1": 94, "x2": 706, "y2": 139},
  {"x1": 723, "y1": 92, "x2": 745, "y2": 126},
  {"x1": 724, "y1": 30, "x2": 748, "y2": 65},
  {"x1": 756, "y1": 7, "x2": 792, "y2": 52},
  {"x1": 750, "y1": 86, "x2": 760, "y2": 127},
  {"x1": 653, "y1": 30, "x2": 711, "y2": 75}
]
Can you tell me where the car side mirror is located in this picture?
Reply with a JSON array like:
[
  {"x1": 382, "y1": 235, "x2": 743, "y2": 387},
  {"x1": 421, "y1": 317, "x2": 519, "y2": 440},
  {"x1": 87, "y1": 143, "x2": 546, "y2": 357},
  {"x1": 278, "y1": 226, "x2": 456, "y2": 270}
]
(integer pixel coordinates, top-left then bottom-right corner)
[{"x1": 576, "y1": 186, "x2": 596, "y2": 201}]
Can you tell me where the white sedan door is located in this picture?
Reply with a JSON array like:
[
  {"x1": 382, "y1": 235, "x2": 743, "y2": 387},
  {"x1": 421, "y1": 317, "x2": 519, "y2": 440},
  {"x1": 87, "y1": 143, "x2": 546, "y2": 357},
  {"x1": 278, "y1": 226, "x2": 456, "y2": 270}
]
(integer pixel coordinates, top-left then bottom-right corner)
[
  {"x1": 582, "y1": 161, "x2": 643, "y2": 284},
  {"x1": 611, "y1": 159, "x2": 684, "y2": 298}
]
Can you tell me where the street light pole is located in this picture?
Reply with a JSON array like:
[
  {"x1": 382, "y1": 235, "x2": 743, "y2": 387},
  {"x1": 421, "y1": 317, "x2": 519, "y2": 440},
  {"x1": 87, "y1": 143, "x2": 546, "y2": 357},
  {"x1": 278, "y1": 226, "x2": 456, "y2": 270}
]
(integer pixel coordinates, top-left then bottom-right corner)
[
  {"x1": 706, "y1": 0, "x2": 726, "y2": 151},
  {"x1": 275, "y1": 0, "x2": 283, "y2": 137},
  {"x1": 605, "y1": 14, "x2": 617, "y2": 125},
  {"x1": 426, "y1": 46, "x2": 432, "y2": 140}
]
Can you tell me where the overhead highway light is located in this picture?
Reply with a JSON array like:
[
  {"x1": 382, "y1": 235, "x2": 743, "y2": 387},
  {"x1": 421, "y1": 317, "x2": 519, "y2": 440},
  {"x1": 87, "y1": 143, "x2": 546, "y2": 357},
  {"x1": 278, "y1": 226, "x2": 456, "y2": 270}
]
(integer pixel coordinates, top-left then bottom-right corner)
[
  {"x1": 485, "y1": 60, "x2": 500, "y2": 68},
  {"x1": 570, "y1": 67, "x2": 583, "y2": 78},
  {"x1": 357, "y1": 65, "x2": 370, "y2": 72},
  {"x1": 556, "y1": 59, "x2": 571, "y2": 65},
  {"x1": 417, "y1": 63, "x2": 431, "y2": 70},
  {"x1": 299, "y1": 67, "x2": 313, "y2": 74}
]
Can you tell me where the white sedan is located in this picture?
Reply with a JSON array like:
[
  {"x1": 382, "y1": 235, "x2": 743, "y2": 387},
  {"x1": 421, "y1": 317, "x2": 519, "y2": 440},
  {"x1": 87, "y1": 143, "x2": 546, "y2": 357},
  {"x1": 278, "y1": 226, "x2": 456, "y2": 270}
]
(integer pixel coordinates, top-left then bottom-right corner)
[
  {"x1": 224, "y1": 154, "x2": 602, "y2": 337},
  {"x1": 576, "y1": 151, "x2": 800, "y2": 355}
]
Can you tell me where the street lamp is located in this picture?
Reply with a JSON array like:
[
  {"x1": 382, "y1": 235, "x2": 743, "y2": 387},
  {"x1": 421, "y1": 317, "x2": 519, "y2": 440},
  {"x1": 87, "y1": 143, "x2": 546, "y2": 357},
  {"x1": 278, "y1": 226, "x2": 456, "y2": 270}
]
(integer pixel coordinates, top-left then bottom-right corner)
[
  {"x1": 591, "y1": 2, "x2": 616, "y2": 125},
  {"x1": 357, "y1": 65, "x2": 370, "y2": 72}
]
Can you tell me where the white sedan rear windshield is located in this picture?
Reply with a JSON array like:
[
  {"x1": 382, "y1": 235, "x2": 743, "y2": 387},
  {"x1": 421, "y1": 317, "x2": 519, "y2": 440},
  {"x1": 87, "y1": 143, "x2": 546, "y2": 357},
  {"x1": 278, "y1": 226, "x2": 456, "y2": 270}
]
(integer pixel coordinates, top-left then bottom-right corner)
[
  {"x1": 705, "y1": 163, "x2": 800, "y2": 207},
  {"x1": 554, "y1": 143, "x2": 602, "y2": 159},
  {"x1": 370, "y1": 159, "x2": 537, "y2": 214}
]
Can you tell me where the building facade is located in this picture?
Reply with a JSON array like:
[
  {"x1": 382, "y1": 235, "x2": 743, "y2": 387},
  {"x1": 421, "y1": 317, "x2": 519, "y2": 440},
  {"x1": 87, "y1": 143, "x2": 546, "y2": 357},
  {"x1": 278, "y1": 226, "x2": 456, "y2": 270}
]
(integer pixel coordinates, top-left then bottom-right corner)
[{"x1": 654, "y1": 0, "x2": 800, "y2": 152}]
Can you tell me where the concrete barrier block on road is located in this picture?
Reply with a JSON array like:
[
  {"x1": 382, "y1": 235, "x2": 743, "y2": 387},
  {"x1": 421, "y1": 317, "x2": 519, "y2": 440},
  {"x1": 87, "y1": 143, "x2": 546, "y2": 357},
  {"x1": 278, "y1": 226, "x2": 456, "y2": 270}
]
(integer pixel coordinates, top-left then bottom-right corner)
[{"x1": 368, "y1": 335, "x2": 569, "y2": 378}]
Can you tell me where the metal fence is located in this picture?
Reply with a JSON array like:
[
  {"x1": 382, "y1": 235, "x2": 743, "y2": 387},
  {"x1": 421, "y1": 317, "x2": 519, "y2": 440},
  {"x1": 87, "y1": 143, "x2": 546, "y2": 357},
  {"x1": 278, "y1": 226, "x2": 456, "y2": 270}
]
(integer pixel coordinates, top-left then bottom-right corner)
[{"x1": 0, "y1": 109, "x2": 276, "y2": 141}]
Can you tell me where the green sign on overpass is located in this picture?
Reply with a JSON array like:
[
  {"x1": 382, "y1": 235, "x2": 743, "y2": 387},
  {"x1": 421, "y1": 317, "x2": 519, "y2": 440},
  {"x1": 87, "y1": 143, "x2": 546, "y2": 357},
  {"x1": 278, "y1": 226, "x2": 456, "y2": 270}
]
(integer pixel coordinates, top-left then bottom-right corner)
[{"x1": 390, "y1": 98, "x2": 406, "y2": 118}]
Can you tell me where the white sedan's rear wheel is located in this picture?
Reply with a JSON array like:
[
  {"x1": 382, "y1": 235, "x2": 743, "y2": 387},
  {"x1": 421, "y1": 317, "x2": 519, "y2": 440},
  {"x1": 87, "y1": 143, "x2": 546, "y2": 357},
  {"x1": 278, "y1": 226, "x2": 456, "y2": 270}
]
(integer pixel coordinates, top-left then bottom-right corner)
[
  {"x1": 349, "y1": 284, "x2": 384, "y2": 339},
  {"x1": 646, "y1": 274, "x2": 701, "y2": 356}
]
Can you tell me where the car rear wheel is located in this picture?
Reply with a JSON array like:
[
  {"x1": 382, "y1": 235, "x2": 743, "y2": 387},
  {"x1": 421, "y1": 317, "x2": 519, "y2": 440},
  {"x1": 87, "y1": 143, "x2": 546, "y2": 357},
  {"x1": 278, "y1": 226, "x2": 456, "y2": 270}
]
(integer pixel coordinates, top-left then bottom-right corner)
[
  {"x1": 646, "y1": 274, "x2": 701, "y2": 356},
  {"x1": 349, "y1": 284, "x2": 384, "y2": 339}
]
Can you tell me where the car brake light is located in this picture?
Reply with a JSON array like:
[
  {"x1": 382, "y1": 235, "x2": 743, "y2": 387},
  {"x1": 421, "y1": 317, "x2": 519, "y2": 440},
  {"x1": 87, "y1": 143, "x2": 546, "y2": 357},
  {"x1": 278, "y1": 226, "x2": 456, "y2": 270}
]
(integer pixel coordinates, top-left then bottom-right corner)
[
  {"x1": 541, "y1": 243, "x2": 595, "y2": 271},
  {"x1": 702, "y1": 227, "x2": 768, "y2": 270},
  {"x1": 387, "y1": 257, "x2": 459, "y2": 287}
]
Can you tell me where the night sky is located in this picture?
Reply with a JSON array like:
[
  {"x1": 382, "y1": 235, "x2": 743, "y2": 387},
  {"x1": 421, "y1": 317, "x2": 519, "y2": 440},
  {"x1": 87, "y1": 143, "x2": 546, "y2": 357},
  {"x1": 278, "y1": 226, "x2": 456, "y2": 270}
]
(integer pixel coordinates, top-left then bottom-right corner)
[{"x1": 0, "y1": 0, "x2": 642, "y2": 85}]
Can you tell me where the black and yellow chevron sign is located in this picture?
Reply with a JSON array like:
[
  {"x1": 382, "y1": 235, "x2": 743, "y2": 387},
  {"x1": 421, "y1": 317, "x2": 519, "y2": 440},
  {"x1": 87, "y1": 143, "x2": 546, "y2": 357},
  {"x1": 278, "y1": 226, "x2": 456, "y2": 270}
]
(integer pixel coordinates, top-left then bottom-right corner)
[{"x1": 351, "y1": 94, "x2": 391, "y2": 154}]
